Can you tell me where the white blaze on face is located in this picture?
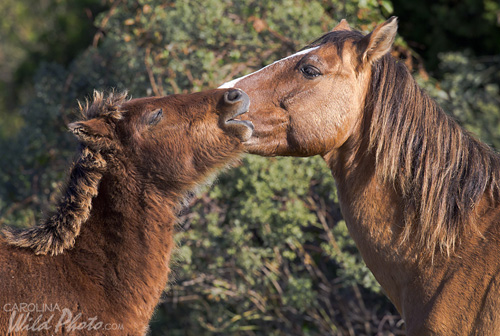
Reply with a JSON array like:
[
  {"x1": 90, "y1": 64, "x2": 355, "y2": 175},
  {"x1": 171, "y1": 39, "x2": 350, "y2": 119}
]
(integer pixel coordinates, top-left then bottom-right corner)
[{"x1": 218, "y1": 46, "x2": 320, "y2": 89}]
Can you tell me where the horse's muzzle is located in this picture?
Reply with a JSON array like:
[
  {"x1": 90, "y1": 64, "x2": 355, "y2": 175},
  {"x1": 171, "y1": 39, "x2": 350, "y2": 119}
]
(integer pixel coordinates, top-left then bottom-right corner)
[{"x1": 221, "y1": 89, "x2": 254, "y2": 141}]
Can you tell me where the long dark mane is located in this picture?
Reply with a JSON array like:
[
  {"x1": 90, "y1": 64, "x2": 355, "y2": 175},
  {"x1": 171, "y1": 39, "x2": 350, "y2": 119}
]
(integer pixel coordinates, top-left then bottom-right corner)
[
  {"x1": 310, "y1": 31, "x2": 500, "y2": 256},
  {"x1": 366, "y1": 55, "x2": 500, "y2": 256}
]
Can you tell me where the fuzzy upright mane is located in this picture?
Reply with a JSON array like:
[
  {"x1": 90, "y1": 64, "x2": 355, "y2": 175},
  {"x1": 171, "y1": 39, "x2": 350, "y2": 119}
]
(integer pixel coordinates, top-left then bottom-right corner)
[
  {"x1": 78, "y1": 90, "x2": 128, "y2": 120},
  {"x1": 366, "y1": 55, "x2": 500, "y2": 256},
  {"x1": 2, "y1": 91, "x2": 128, "y2": 255}
]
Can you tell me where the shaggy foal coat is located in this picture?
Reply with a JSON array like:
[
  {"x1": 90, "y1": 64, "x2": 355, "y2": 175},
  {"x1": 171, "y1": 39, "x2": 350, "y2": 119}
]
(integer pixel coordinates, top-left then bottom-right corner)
[{"x1": 0, "y1": 89, "x2": 252, "y2": 335}]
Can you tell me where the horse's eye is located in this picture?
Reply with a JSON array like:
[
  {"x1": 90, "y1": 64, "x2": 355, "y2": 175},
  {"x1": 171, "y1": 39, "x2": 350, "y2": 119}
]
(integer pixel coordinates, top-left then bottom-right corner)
[
  {"x1": 148, "y1": 108, "x2": 163, "y2": 125},
  {"x1": 300, "y1": 65, "x2": 322, "y2": 79}
]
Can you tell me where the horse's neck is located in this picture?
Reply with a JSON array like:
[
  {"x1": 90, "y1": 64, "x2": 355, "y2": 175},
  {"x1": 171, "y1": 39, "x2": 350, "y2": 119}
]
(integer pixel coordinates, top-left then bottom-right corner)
[
  {"x1": 71, "y1": 170, "x2": 176, "y2": 326},
  {"x1": 324, "y1": 143, "x2": 500, "y2": 333},
  {"x1": 325, "y1": 147, "x2": 413, "y2": 310}
]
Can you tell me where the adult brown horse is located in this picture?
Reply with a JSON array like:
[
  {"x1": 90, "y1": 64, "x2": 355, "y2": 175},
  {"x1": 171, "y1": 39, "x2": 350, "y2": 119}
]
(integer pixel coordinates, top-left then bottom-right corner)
[
  {"x1": 221, "y1": 17, "x2": 500, "y2": 335},
  {"x1": 0, "y1": 88, "x2": 252, "y2": 335}
]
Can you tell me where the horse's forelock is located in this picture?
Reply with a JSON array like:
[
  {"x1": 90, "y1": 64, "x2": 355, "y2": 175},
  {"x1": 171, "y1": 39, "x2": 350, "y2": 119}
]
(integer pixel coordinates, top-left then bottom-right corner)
[{"x1": 304, "y1": 30, "x2": 365, "y2": 60}]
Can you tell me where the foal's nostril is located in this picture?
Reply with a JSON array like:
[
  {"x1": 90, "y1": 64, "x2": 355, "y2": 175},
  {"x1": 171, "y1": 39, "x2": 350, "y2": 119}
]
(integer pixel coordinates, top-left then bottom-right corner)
[{"x1": 225, "y1": 89, "x2": 242, "y2": 103}]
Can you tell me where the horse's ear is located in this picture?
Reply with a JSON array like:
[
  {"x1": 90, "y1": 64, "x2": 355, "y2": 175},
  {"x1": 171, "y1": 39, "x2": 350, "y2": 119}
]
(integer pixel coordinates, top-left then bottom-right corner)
[
  {"x1": 331, "y1": 19, "x2": 351, "y2": 32},
  {"x1": 358, "y1": 16, "x2": 398, "y2": 65},
  {"x1": 69, "y1": 119, "x2": 114, "y2": 148}
]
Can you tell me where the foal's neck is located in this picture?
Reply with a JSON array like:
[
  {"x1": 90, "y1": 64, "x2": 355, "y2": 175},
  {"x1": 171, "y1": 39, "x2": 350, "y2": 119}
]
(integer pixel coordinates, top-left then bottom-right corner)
[{"x1": 72, "y1": 166, "x2": 177, "y2": 329}]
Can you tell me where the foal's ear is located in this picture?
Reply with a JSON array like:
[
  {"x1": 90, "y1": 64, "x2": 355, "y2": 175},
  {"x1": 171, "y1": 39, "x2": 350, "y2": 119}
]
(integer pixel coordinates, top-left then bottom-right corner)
[
  {"x1": 331, "y1": 19, "x2": 351, "y2": 32},
  {"x1": 69, "y1": 118, "x2": 114, "y2": 148},
  {"x1": 358, "y1": 16, "x2": 398, "y2": 65}
]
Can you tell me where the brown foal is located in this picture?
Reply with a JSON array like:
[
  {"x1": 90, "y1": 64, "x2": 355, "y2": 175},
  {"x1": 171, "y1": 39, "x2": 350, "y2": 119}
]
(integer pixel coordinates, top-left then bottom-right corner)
[{"x1": 0, "y1": 89, "x2": 253, "y2": 335}]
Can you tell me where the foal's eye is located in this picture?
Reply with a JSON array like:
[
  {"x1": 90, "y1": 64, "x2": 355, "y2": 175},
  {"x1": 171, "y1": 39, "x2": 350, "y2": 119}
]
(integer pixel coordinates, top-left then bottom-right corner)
[
  {"x1": 148, "y1": 108, "x2": 163, "y2": 125},
  {"x1": 300, "y1": 65, "x2": 322, "y2": 79}
]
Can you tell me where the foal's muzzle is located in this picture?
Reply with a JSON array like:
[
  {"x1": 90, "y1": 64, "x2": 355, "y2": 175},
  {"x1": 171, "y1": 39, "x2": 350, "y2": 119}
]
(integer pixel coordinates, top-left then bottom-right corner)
[{"x1": 221, "y1": 89, "x2": 254, "y2": 141}]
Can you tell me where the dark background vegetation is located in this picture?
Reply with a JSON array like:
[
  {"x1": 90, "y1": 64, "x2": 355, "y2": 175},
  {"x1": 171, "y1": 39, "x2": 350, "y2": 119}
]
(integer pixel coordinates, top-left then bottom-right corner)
[{"x1": 1, "y1": 1, "x2": 499, "y2": 335}]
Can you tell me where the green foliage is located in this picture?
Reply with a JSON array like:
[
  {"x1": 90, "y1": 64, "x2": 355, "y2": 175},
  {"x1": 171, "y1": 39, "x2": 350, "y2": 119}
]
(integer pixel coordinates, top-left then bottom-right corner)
[
  {"x1": 2, "y1": 0, "x2": 500, "y2": 335},
  {"x1": 96, "y1": 0, "x2": 336, "y2": 95},
  {"x1": 391, "y1": 0, "x2": 500, "y2": 72},
  {"x1": 0, "y1": 0, "x2": 105, "y2": 141},
  {"x1": 153, "y1": 155, "x2": 388, "y2": 335},
  {"x1": 0, "y1": 0, "x2": 105, "y2": 85},
  {"x1": 321, "y1": 220, "x2": 380, "y2": 292}
]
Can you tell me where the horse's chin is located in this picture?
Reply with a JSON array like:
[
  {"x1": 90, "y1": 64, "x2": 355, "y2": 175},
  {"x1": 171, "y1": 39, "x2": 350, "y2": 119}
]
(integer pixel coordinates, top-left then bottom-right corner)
[
  {"x1": 243, "y1": 136, "x2": 286, "y2": 157},
  {"x1": 227, "y1": 120, "x2": 254, "y2": 142}
]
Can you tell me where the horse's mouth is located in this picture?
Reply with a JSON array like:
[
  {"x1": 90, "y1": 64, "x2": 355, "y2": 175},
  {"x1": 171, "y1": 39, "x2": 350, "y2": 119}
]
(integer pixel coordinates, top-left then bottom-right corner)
[
  {"x1": 225, "y1": 115, "x2": 254, "y2": 129},
  {"x1": 226, "y1": 118, "x2": 254, "y2": 129},
  {"x1": 222, "y1": 89, "x2": 254, "y2": 141}
]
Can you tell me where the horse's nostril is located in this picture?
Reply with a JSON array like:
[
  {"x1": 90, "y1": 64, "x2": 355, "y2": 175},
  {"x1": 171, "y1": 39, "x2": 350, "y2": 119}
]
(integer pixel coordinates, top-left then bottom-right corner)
[{"x1": 225, "y1": 89, "x2": 242, "y2": 103}]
